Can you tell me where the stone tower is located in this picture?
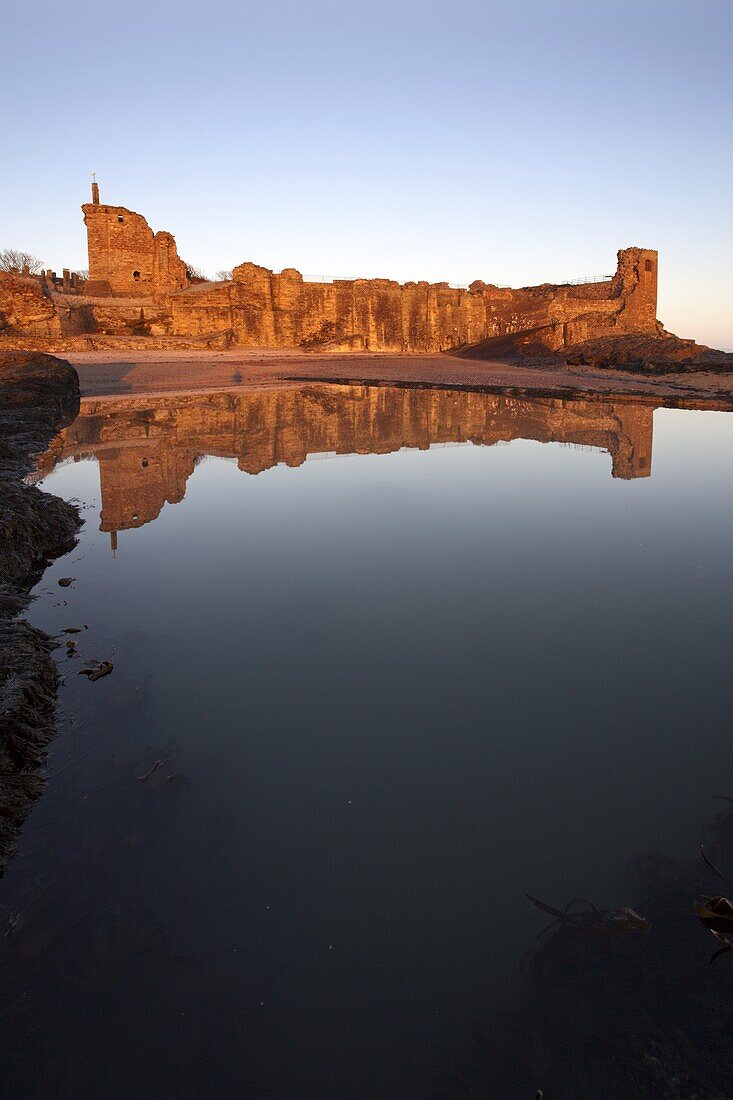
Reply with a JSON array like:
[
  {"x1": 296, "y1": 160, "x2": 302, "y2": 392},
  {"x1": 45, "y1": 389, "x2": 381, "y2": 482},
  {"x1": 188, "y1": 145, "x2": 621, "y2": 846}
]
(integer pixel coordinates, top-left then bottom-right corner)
[
  {"x1": 81, "y1": 182, "x2": 189, "y2": 296},
  {"x1": 614, "y1": 247, "x2": 659, "y2": 332}
]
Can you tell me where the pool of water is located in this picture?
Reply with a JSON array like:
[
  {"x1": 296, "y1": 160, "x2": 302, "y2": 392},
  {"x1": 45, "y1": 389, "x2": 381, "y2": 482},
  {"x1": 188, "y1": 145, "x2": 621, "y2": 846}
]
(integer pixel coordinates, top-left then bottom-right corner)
[{"x1": 3, "y1": 383, "x2": 733, "y2": 1097}]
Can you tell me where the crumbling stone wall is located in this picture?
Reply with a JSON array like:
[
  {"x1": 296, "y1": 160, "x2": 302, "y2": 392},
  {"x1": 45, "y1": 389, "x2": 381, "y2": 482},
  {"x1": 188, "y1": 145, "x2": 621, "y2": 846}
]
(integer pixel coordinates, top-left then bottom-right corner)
[
  {"x1": 169, "y1": 247, "x2": 659, "y2": 352},
  {"x1": 77, "y1": 187, "x2": 659, "y2": 351},
  {"x1": 0, "y1": 273, "x2": 61, "y2": 338},
  {"x1": 0, "y1": 183, "x2": 660, "y2": 354}
]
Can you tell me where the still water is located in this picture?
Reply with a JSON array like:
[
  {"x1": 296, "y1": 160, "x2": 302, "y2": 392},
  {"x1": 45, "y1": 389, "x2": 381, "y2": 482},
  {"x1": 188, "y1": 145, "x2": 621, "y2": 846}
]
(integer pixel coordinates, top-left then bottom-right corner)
[{"x1": 3, "y1": 383, "x2": 733, "y2": 1097}]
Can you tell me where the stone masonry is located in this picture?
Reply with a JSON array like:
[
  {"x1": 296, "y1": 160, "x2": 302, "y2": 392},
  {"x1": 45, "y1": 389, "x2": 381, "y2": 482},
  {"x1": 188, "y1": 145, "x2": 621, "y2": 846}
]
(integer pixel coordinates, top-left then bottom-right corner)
[
  {"x1": 0, "y1": 183, "x2": 660, "y2": 353},
  {"x1": 81, "y1": 185, "x2": 189, "y2": 297}
]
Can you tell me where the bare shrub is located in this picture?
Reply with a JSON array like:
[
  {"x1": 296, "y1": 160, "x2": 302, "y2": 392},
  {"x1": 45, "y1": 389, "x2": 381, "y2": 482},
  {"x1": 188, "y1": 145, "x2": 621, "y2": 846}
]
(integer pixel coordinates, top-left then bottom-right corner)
[
  {"x1": 184, "y1": 263, "x2": 209, "y2": 281},
  {"x1": 0, "y1": 249, "x2": 43, "y2": 275}
]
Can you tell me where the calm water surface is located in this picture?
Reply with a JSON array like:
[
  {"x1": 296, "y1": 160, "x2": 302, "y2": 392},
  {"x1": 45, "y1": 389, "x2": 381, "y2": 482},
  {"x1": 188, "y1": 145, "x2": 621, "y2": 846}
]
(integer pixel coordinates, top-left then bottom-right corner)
[{"x1": 2, "y1": 384, "x2": 733, "y2": 1097}]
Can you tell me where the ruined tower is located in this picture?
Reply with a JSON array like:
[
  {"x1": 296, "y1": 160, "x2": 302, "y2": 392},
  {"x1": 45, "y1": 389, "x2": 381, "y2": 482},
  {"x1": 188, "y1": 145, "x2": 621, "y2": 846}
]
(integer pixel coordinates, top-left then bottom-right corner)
[
  {"x1": 81, "y1": 180, "x2": 189, "y2": 296},
  {"x1": 614, "y1": 247, "x2": 659, "y2": 332}
]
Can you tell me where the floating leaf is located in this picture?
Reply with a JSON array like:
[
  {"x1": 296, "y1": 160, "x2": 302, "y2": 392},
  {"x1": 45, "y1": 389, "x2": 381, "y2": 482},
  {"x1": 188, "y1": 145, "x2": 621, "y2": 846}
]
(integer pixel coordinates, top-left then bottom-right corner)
[
  {"x1": 695, "y1": 895, "x2": 733, "y2": 933},
  {"x1": 593, "y1": 907, "x2": 651, "y2": 934},
  {"x1": 79, "y1": 661, "x2": 113, "y2": 682}
]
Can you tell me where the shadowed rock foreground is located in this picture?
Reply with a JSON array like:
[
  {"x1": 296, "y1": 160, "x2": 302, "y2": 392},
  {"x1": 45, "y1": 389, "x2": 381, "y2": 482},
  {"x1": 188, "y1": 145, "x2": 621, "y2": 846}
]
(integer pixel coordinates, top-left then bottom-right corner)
[
  {"x1": 0, "y1": 353, "x2": 81, "y2": 874},
  {"x1": 565, "y1": 331, "x2": 733, "y2": 374},
  {"x1": 455, "y1": 326, "x2": 733, "y2": 375}
]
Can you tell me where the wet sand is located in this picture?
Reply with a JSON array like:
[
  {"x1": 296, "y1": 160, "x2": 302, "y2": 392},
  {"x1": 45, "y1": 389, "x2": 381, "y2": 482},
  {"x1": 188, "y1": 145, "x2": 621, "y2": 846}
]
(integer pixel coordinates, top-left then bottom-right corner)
[{"x1": 65, "y1": 348, "x2": 733, "y2": 404}]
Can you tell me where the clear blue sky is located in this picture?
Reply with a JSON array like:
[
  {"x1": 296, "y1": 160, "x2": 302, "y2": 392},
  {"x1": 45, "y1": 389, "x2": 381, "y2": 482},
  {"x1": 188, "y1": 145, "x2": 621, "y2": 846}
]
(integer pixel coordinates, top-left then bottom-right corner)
[{"x1": 4, "y1": 0, "x2": 732, "y2": 348}]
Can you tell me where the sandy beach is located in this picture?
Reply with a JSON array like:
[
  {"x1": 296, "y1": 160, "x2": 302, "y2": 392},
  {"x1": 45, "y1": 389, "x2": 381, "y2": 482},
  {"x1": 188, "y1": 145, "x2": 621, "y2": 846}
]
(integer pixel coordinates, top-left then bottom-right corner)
[{"x1": 64, "y1": 347, "x2": 733, "y2": 404}]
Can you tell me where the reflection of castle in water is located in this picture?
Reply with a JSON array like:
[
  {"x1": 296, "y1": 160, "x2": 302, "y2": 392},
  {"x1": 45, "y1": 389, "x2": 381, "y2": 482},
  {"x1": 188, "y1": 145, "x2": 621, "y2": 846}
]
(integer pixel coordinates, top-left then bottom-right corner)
[{"x1": 41, "y1": 383, "x2": 654, "y2": 545}]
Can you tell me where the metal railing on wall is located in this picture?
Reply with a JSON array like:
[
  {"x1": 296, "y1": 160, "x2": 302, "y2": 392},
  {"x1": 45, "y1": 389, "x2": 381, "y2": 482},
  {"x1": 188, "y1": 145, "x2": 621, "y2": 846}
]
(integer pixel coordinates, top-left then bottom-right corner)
[
  {"x1": 301, "y1": 274, "x2": 513, "y2": 289},
  {"x1": 557, "y1": 274, "x2": 615, "y2": 286},
  {"x1": 299, "y1": 272, "x2": 614, "y2": 289}
]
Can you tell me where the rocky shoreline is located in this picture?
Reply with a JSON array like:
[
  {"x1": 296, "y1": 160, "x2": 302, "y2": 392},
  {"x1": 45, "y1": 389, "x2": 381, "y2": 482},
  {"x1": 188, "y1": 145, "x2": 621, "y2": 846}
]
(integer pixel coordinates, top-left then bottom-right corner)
[
  {"x1": 0, "y1": 352, "x2": 82, "y2": 874},
  {"x1": 564, "y1": 331, "x2": 733, "y2": 374}
]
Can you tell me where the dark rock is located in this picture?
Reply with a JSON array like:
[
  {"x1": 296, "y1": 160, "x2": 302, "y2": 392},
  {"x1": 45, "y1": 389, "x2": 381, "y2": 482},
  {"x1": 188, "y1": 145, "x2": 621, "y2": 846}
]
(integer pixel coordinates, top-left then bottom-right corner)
[
  {"x1": 565, "y1": 332, "x2": 733, "y2": 374},
  {"x1": 0, "y1": 351, "x2": 81, "y2": 875}
]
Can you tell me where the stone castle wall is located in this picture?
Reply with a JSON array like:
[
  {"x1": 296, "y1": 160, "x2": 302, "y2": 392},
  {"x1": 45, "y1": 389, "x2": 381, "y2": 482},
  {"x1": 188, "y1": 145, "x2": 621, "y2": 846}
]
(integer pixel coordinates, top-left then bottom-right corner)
[
  {"x1": 166, "y1": 246, "x2": 658, "y2": 352},
  {"x1": 0, "y1": 273, "x2": 61, "y2": 338},
  {"x1": 0, "y1": 187, "x2": 660, "y2": 353}
]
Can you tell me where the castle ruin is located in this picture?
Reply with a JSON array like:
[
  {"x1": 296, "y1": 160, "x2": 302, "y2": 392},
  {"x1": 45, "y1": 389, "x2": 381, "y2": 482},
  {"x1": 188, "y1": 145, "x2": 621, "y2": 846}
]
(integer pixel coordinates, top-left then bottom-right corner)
[{"x1": 0, "y1": 181, "x2": 660, "y2": 354}]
